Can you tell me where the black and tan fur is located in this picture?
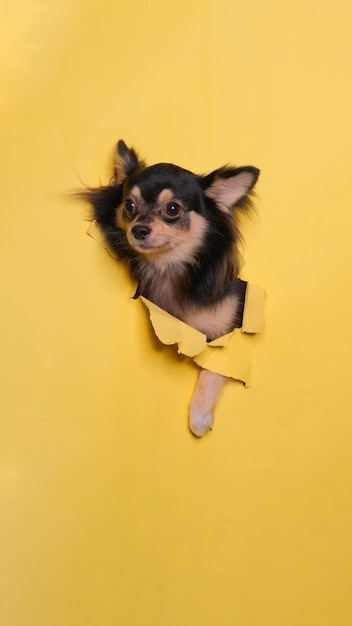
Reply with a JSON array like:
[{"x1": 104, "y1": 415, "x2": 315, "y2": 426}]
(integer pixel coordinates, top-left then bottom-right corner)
[{"x1": 80, "y1": 140, "x2": 259, "y2": 436}]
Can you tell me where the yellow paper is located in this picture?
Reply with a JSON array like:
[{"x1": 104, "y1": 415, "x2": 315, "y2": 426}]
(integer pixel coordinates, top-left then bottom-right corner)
[{"x1": 3, "y1": 2, "x2": 351, "y2": 624}]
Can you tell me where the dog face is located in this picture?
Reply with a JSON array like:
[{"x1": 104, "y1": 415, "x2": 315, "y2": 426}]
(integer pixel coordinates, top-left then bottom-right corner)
[
  {"x1": 117, "y1": 164, "x2": 209, "y2": 269},
  {"x1": 113, "y1": 140, "x2": 259, "y2": 268}
]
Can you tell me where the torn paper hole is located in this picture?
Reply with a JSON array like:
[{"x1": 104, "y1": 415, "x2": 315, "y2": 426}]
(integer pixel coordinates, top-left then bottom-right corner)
[{"x1": 87, "y1": 221, "x2": 266, "y2": 387}]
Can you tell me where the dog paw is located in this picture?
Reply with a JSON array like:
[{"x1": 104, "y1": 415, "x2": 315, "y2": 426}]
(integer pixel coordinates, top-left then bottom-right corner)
[{"x1": 189, "y1": 408, "x2": 214, "y2": 437}]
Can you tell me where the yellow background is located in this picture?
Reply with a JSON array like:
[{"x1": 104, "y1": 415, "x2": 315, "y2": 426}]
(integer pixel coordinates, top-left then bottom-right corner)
[{"x1": 1, "y1": 1, "x2": 352, "y2": 624}]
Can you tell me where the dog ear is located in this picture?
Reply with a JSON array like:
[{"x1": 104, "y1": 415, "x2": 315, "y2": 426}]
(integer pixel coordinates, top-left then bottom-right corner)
[
  {"x1": 114, "y1": 140, "x2": 143, "y2": 182},
  {"x1": 202, "y1": 166, "x2": 259, "y2": 212}
]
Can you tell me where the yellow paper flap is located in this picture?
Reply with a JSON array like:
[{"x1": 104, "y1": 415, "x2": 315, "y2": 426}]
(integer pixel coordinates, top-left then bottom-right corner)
[
  {"x1": 194, "y1": 330, "x2": 252, "y2": 387},
  {"x1": 208, "y1": 331, "x2": 234, "y2": 347},
  {"x1": 140, "y1": 297, "x2": 207, "y2": 357}
]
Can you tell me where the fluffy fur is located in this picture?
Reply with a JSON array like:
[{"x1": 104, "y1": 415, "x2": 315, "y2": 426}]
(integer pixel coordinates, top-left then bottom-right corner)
[{"x1": 79, "y1": 140, "x2": 259, "y2": 436}]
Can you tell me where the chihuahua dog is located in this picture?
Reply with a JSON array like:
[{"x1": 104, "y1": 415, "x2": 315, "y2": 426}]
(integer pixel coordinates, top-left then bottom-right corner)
[{"x1": 80, "y1": 140, "x2": 259, "y2": 436}]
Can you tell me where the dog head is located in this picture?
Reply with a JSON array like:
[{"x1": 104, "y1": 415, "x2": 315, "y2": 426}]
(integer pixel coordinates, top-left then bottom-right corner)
[
  {"x1": 113, "y1": 140, "x2": 259, "y2": 264},
  {"x1": 80, "y1": 140, "x2": 259, "y2": 275}
]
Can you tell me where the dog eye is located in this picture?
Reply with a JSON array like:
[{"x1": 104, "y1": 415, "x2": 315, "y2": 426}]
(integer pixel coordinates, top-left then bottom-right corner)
[
  {"x1": 165, "y1": 202, "x2": 181, "y2": 219},
  {"x1": 124, "y1": 199, "x2": 136, "y2": 215}
]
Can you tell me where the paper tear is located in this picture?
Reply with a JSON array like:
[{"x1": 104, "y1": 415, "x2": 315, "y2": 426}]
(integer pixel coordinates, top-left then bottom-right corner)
[
  {"x1": 87, "y1": 220, "x2": 266, "y2": 386},
  {"x1": 140, "y1": 285, "x2": 266, "y2": 387},
  {"x1": 140, "y1": 296, "x2": 207, "y2": 357},
  {"x1": 193, "y1": 332, "x2": 252, "y2": 386}
]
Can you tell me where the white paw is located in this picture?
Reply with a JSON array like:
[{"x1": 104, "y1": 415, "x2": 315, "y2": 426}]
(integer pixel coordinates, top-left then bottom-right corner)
[{"x1": 189, "y1": 408, "x2": 214, "y2": 437}]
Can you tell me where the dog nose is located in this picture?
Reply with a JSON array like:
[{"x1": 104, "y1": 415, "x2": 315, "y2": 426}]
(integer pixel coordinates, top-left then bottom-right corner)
[{"x1": 131, "y1": 224, "x2": 151, "y2": 240}]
